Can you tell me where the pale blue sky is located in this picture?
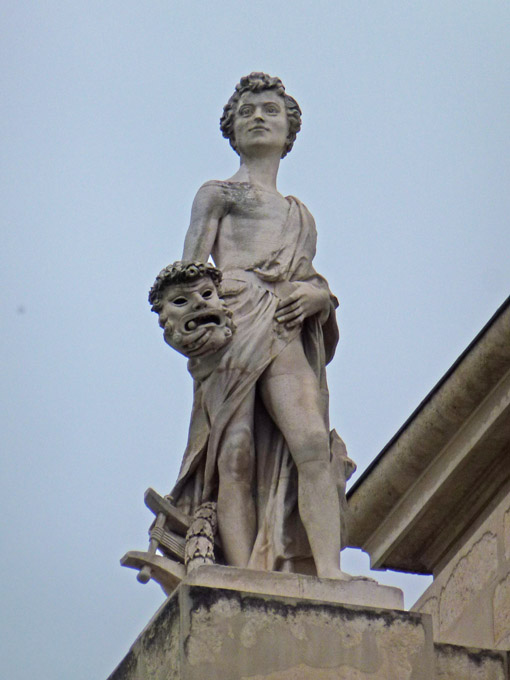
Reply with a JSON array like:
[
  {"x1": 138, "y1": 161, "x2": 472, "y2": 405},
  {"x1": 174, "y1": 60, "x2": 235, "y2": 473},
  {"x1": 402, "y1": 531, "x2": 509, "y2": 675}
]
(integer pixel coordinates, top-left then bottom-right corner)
[{"x1": 2, "y1": 2, "x2": 509, "y2": 678}]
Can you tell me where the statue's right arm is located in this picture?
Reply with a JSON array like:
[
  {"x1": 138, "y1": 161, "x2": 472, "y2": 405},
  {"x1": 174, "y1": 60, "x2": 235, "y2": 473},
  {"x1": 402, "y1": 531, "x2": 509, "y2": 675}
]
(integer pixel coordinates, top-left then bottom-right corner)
[{"x1": 182, "y1": 183, "x2": 226, "y2": 262}]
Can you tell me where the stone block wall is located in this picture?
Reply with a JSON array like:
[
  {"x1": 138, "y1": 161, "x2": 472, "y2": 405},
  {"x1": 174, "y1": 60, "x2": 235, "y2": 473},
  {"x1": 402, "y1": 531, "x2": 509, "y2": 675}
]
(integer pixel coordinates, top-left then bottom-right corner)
[
  {"x1": 435, "y1": 644, "x2": 508, "y2": 680},
  {"x1": 413, "y1": 483, "x2": 510, "y2": 650},
  {"x1": 109, "y1": 584, "x2": 435, "y2": 680},
  {"x1": 111, "y1": 595, "x2": 180, "y2": 680}
]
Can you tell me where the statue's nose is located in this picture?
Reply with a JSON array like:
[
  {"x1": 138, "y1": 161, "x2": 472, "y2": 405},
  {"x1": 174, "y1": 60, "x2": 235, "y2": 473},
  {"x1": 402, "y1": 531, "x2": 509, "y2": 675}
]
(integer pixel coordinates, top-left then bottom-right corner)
[{"x1": 192, "y1": 294, "x2": 206, "y2": 309}]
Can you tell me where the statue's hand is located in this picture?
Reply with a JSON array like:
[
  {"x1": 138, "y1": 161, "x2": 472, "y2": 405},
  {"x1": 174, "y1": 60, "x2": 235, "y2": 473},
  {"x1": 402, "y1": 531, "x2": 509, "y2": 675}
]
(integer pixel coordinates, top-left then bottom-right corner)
[
  {"x1": 275, "y1": 283, "x2": 330, "y2": 328},
  {"x1": 163, "y1": 323, "x2": 213, "y2": 358}
]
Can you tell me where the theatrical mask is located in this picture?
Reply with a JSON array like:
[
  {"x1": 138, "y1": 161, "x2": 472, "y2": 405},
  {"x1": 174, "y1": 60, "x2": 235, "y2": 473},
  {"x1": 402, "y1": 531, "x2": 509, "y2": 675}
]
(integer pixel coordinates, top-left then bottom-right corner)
[{"x1": 157, "y1": 278, "x2": 235, "y2": 358}]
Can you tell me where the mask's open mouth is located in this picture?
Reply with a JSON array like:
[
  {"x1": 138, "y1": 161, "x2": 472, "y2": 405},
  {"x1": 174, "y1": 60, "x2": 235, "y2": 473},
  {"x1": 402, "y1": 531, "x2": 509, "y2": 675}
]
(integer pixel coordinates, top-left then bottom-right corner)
[{"x1": 185, "y1": 314, "x2": 222, "y2": 331}]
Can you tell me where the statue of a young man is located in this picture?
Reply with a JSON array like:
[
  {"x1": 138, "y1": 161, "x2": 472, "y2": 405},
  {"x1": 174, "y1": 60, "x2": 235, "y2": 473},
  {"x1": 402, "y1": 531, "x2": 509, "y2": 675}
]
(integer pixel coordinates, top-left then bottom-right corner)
[{"x1": 164, "y1": 73, "x2": 352, "y2": 579}]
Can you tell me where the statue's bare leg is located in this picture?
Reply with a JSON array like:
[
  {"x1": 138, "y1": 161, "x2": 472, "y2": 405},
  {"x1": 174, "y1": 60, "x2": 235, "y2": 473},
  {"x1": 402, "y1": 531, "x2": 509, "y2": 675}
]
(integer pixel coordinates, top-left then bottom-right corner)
[
  {"x1": 216, "y1": 391, "x2": 256, "y2": 568},
  {"x1": 260, "y1": 337, "x2": 349, "y2": 580}
]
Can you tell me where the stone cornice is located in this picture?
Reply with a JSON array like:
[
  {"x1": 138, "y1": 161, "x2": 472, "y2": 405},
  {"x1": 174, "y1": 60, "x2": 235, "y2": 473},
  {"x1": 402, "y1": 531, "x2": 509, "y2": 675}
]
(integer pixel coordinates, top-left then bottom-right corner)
[{"x1": 346, "y1": 296, "x2": 510, "y2": 574}]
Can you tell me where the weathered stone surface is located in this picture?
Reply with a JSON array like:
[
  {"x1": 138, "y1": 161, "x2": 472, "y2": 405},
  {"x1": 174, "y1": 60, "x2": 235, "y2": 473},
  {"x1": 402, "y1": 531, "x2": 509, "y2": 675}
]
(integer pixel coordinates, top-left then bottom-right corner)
[
  {"x1": 108, "y1": 595, "x2": 180, "y2": 680},
  {"x1": 503, "y1": 505, "x2": 510, "y2": 561},
  {"x1": 110, "y1": 579, "x2": 510, "y2": 679},
  {"x1": 244, "y1": 667, "x2": 390, "y2": 679},
  {"x1": 439, "y1": 532, "x2": 498, "y2": 633},
  {"x1": 413, "y1": 484, "x2": 510, "y2": 649},
  {"x1": 493, "y1": 573, "x2": 510, "y2": 647},
  {"x1": 418, "y1": 594, "x2": 439, "y2": 632},
  {"x1": 185, "y1": 564, "x2": 404, "y2": 610},
  {"x1": 435, "y1": 643, "x2": 508, "y2": 680},
  {"x1": 108, "y1": 581, "x2": 432, "y2": 680},
  {"x1": 181, "y1": 586, "x2": 432, "y2": 680}
]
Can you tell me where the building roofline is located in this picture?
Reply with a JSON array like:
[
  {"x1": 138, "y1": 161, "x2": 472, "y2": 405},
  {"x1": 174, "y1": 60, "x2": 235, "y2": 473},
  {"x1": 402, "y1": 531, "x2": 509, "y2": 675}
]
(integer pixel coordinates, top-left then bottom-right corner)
[{"x1": 348, "y1": 295, "x2": 510, "y2": 499}]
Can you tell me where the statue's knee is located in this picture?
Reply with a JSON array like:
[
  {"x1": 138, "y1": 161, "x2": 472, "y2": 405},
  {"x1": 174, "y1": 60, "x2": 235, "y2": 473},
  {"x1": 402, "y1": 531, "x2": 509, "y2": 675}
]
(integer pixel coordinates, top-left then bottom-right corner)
[
  {"x1": 292, "y1": 427, "x2": 330, "y2": 466},
  {"x1": 218, "y1": 429, "x2": 253, "y2": 482}
]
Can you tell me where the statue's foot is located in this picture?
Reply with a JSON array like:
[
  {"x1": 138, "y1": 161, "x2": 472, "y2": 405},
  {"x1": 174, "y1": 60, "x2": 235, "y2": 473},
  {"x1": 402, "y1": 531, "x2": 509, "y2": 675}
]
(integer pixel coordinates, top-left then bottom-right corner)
[
  {"x1": 350, "y1": 574, "x2": 377, "y2": 583},
  {"x1": 317, "y1": 568, "x2": 353, "y2": 581},
  {"x1": 318, "y1": 568, "x2": 377, "y2": 583}
]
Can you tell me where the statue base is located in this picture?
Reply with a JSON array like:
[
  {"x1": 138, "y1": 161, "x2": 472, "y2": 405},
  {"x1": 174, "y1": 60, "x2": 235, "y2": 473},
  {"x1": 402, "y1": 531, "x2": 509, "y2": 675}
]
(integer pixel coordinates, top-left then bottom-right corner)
[
  {"x1": 108, "y1": 567, "x2": 441, "y2": 680},
  {"x1": 108, "y1": 566, "x2": 509, "y2": 678},
  {"x1": 183, "y1": 564, "x2": 404, "y2": 609}
]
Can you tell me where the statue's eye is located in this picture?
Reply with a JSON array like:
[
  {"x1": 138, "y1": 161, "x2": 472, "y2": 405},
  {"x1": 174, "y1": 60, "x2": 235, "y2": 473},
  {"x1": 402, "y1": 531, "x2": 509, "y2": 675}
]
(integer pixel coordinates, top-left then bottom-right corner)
[
  {"x1": 265, "y1": 104, "x2": 279, "y2": 114},
  {"x1": 202, "y1": 289, "x2": 213, "y2": 299},
  {"x1": 239, "y1": 106, "x2": 252, "y2": 117},
  {"x1": 172, "y1": 297, "x2": 188, "y2": 306}
]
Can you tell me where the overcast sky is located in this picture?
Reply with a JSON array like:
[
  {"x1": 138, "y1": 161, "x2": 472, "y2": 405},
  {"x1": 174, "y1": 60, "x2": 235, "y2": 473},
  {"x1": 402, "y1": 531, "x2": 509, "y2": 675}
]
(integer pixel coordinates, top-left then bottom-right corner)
[{"x1": 2, "y1": 2, "x2": 509, "y2": 678}]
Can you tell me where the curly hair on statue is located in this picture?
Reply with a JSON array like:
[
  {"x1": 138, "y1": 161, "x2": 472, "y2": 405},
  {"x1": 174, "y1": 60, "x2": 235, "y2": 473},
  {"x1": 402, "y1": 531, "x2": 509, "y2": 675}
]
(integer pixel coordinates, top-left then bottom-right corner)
[
  {"x1": 220, "y1": 72, "x2": 302, "y2": 159},
  {"x1": 148, "y1": 261, "x2": 223, "y2": 312}
]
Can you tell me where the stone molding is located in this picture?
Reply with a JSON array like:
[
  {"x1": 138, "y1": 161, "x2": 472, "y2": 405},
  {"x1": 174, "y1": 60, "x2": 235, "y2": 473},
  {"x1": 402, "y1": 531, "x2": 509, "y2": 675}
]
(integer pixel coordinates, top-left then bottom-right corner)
[{"x1": 347, "y1": 298, "x2": 510, "y2": 573}]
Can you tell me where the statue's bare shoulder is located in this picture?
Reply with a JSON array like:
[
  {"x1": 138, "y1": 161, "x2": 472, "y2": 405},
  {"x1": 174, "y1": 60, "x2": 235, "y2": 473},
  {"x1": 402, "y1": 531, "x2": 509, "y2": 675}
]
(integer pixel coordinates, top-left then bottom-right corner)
[
  {"x1": 182, "y1": 180, "x2": 232, "y2": 262},
  {"x1": 192, "y1": 180, "x2": 233, "y2": 215}
]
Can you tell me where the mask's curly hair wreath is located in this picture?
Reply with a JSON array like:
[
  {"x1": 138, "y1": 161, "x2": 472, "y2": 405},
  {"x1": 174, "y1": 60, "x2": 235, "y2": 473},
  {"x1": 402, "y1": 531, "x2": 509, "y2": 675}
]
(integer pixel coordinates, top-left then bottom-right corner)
[
  {"x1": 220, "y1": 72, "x2": 302, "y2": 159},
  {"x1": 148, "y1": 261, "x2": 222, "y2": 312}
]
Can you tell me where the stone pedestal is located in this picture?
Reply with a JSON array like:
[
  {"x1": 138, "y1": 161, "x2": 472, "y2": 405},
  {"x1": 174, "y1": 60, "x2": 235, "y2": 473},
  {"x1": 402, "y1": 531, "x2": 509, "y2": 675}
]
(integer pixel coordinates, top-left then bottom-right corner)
[
  {"x1": 109, "y1": 567, "x2": 439, "y2": 680},
  {"x1": 434, "y1": 644, "x2": 508, "y2": 680},
  {"x1": 185, "y1": 565, "x2": 404, "y2": 609}
]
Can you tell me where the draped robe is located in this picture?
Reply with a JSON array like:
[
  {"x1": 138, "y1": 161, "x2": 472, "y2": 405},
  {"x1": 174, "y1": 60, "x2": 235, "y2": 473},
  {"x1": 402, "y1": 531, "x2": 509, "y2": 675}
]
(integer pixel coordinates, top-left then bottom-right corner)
[{"x1": 170, "y1": 195, "x2": 343, "y2": 573}]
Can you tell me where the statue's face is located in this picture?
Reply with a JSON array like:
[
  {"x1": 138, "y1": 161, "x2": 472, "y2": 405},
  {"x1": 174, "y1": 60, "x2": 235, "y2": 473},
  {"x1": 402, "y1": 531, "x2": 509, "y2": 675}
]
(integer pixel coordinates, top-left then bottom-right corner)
[
  {"x1": 233, "y1": 90, "x2": 289, "y2": 157},
  {"x1": 157, "y1": 278, "x2": 234, "y2": 358}
]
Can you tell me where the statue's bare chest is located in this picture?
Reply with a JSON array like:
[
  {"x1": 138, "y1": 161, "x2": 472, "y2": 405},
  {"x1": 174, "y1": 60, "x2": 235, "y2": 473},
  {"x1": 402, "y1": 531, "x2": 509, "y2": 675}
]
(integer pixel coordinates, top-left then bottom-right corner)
[
  {"x1": 222, "y1": 184, "x2": 289, "y2": 236},
  {"x1": 210, "y1": 183, "x2": 292, "y2": 268}
]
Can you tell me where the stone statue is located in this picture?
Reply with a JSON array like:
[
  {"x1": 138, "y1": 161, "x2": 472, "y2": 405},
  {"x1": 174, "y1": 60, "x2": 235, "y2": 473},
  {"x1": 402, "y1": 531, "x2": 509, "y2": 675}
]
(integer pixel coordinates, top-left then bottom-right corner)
[{"x1": 122, "y1": 73, "x2": 355, "y2": 589}]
